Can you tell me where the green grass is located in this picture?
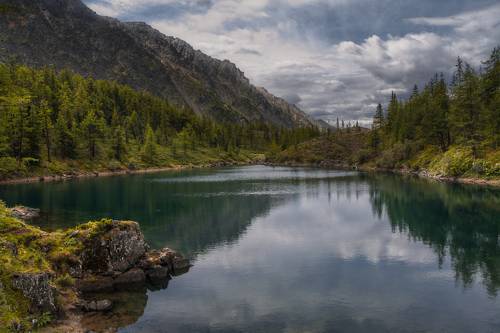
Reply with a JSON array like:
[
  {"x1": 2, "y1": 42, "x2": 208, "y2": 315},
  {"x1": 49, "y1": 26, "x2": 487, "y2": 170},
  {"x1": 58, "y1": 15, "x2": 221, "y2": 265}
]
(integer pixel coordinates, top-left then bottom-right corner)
[
  {"x1": 0, "y1": 141, "x2": 261, "y2": 181},
  {"x1": 0, "y1": 203, "x2": 144, "y2": 331},
  {"x1": 271, "y1": 132, "x2": 500, "y2": 181}
]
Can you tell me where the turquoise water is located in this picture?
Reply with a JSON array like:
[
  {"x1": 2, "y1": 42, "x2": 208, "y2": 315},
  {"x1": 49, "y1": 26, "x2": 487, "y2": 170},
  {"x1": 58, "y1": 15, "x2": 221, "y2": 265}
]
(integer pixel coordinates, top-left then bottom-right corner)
[{"x1": 1, "y1": 166, "x2": 500, "y2": 332}]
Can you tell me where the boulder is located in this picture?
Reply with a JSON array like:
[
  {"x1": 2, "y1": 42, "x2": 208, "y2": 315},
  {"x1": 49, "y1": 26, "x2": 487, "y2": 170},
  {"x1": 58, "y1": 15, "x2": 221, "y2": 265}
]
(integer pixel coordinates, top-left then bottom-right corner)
[
  {"x1": 172, "y1": 257, "x2": 191, "y2": 273},
  {"x1": 145, "y1": 265, "x2": 169, "y2": 285},
  {"x1": 113, "y1": 268, "x2": 146, "y2": 290},
  {"x1": 11, "y1": 273, "x2": 57, "y2": 314},
  {"x1": 81, "y1": 221, "x2": 149, "y2": 274},
  {"x1": 76, "y1": 276, "x2": 114, "y2": 293},
  {"x1": 138, "y1": 247, "x2": 191, "y2": 276}
]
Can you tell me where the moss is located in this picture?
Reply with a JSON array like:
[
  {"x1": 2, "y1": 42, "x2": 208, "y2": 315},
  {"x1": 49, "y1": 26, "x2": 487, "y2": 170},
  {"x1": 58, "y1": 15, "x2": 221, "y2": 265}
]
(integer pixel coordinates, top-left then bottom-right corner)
[
  {"x1": 0, "y1": 204, "x2": 139, "y2": 331},
  {"x1": 54, "y1": 274, "x2": 75, "y2": 288}
]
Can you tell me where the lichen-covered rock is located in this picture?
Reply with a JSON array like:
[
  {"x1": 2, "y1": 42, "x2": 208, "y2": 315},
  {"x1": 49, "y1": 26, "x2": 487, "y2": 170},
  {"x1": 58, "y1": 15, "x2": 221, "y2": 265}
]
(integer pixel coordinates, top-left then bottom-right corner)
[
  {"x1": 11, "y1": 273, "x2": 57, "y2": 314},
  {"x1": 81, "y1": 221, "x2": 149, "y2": 274},
  {"x1": 138, "y1": 247, "x2": 191, "y2": 276}
]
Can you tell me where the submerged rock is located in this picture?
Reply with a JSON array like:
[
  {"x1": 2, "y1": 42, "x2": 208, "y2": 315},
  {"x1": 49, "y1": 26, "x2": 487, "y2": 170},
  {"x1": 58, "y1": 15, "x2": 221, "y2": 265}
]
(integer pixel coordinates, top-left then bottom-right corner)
[
  {"x1": 81, "y1": 299, "x2": 113, "y2": 312},
  {"x1": 11, "y1": 273, "x2": 57, "y2": 314},
  {"x1": 9, "y1": 206, "x2": 40, "y2": 220}
]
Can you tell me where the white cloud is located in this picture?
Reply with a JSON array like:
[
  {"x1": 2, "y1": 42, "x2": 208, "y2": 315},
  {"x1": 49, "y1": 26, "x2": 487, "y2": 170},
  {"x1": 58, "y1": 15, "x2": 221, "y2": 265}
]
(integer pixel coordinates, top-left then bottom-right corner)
[{"x1": 86, "y1": 1, "x2": 500, "y2": 123}]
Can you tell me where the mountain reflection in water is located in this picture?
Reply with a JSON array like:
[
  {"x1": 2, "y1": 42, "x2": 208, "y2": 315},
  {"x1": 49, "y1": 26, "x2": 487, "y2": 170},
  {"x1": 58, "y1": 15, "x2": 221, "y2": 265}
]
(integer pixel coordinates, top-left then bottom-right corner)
[{"x1": 1, "y1": 166, "x2": 499, "y2": 332}]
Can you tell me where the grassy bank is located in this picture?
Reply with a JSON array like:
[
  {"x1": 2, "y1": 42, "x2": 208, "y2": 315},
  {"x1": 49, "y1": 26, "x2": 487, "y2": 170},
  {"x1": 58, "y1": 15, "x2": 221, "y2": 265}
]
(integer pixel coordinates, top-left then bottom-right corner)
[
  {"x1": 0, "y1": 141, "x2": 263, "y2": 183},
  {"x1": 268, "y1": 131, "x2": 500, "y2": 186}
]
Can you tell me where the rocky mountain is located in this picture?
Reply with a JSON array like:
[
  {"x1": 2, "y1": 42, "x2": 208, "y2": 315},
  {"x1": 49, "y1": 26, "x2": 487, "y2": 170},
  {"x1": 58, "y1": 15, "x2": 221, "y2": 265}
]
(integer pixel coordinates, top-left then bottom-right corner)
[{"x1": 0, "y1": 0, "x2": 320, "y2": 128}]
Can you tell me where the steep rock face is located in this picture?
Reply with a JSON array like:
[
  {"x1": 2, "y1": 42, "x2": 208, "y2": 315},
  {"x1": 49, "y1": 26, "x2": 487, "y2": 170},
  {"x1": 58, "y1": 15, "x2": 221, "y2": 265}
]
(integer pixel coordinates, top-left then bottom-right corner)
[{"x1": 0, "y1": 0, "x2": 318, "y2": 128}]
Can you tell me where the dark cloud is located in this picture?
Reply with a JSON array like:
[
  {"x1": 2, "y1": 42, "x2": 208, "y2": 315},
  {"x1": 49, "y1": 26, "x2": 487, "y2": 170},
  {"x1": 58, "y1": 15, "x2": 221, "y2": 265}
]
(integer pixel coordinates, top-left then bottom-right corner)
[
  {"x1": 84, "y1": 0, "x2": 500, "y2": 123},
  {"x1": 236, "y1": 48, "x2": 262, "y2": 56}
]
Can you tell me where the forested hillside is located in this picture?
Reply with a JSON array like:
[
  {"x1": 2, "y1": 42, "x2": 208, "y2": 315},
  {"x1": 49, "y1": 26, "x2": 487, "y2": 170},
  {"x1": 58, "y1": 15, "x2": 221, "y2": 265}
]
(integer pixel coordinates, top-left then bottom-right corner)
[
  {"x1": 0, "y1": 0, "x2": 319, "y2": 128},
  {"x1": 0, "y1": 64, "x2": 320, "y2": 179},
  {"x1": 272, "y1": 48, "x2": 500, "y2": 180}
]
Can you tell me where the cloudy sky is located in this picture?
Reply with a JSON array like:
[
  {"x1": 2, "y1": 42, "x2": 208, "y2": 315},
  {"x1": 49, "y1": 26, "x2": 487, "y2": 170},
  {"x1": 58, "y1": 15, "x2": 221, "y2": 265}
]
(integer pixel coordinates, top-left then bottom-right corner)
[{"x1": 83, "y1": 0, "x2": 500, "y2": 124}]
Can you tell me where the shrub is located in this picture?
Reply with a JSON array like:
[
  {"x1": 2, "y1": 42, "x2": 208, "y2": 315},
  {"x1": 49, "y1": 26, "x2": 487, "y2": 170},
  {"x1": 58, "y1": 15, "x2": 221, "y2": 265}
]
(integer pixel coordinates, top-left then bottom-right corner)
[
  {"x1": 22, "y1": 157, "x2": 40, "y2": 169},
  {"x1": 0, "y1": 157, "x2": 24, "y2": 178},
  {"x1": 430, "y1": 147, "x2": 474, "y2": 177},
  {"x1": 376, "y1": 143, "x2": 407, "y2": 169},
  {"x1": 55, "y1": 274, "x2": 75, "y2": 288}
]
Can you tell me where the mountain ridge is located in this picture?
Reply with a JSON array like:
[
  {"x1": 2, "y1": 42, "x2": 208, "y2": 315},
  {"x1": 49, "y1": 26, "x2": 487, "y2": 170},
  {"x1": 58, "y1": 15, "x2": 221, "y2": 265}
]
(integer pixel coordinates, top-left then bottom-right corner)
[{"x1": 0, "y1": 0, "x2": 320, "y2": 128}]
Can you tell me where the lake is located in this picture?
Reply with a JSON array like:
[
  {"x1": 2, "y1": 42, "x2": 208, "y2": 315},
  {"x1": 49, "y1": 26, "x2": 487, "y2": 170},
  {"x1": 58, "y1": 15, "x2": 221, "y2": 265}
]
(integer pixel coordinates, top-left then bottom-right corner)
[{"x1": 1, "y1": 165, "x2": 500, "y2": 333}]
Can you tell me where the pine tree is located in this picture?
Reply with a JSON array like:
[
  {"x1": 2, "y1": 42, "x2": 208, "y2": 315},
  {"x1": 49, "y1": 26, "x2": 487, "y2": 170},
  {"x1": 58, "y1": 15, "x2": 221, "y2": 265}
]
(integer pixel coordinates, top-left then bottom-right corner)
[
  {"x1": 481, "y1": 47, "x2": 500, "y2": 148},
  {"x1": 386, "y1": 92, "x2": 400, "y2": 141},
  {"x1": 54, "y1": 112, "x2": 76, "y2": 159},
  {"x1": 112, "y1": 125, "x2": 127, "y2": 161},
  {"x1": 450, "y1": 64, "x2": 482, "y2": 155},
  {"x1": 39, "y1": 100, "x2": 53, "y2": 162},
  {"x1": 142, "y1": 125, "x2": 157, "y2": 164},
  {"x1": 81, "y1": 110, "x2": 104, "y2": 160},
  {"x1": 373, "y1": 104, "x2": 384, "y2": 130}
]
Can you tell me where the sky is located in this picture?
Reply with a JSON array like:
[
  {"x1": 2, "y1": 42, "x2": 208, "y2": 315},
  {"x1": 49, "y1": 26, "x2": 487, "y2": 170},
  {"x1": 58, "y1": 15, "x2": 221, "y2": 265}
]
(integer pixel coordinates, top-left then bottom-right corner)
[{"x1": 83, "y1": 0, "x2": 500, "y2": 125}]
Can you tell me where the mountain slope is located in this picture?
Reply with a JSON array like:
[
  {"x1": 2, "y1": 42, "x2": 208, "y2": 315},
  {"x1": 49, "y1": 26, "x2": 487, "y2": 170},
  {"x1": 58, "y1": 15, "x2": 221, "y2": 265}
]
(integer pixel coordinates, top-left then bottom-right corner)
[{"x1": 0, "y1": 0, "x2": 317, "y2": 128}]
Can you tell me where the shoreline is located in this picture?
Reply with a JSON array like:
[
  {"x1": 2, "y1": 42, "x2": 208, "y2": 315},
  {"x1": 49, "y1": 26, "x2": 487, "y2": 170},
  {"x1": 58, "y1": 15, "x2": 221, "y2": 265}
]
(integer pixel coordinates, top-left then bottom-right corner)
[
  {"x1": 0, "y1": 161, "x2": 247, "y2": 185},
  {"x1": 0, "y1": 210, "x2": 190, "y2": 333},
  {"x1": 1, "y1": 161, "x2": 499, "y2": 188},
  {"x1": 263, "y1": 162, "x2": 500, "y2": 188}
]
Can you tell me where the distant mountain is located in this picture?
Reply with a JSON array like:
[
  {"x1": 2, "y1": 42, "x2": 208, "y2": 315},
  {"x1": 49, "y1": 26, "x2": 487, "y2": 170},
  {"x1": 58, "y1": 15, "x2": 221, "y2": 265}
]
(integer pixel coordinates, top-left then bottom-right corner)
[{"x1": 0, "y1": 0, "x2": 321, "y2": 128}]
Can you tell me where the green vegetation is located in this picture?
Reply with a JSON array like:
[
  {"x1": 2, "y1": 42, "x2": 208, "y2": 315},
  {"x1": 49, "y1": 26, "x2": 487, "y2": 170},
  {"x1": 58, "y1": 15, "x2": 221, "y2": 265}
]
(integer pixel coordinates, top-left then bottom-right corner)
[
  {"x1": 270, "y1": 127, "x2": 369, "y2": 166},
  {"x1": 0, "y1": 64, "x2": 319, "y2": 180},
  {"x1": 366, "y1": 47, "x2": 500, "y2": 178},
  {"x1": 0, "y1": 200, "x2": 136, "y2": 331},
  {"x1": 273, "y1": 47, "x2": 500, "y2": 180}
]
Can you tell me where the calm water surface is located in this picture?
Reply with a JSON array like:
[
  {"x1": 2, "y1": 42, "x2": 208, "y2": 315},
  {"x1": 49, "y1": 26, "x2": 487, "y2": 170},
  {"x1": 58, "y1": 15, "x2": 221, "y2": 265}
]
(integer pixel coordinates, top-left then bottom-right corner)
[{"x1": 1, "y1": 166, "x2": 500, "y2": 333}]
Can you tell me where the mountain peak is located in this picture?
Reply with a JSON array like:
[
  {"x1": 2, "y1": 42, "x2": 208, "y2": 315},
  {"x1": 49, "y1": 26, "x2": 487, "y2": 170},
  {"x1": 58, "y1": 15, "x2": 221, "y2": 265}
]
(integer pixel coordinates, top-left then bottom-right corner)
[{"x1": 0, "y1": 0, "x2": 318, "y2": 127}]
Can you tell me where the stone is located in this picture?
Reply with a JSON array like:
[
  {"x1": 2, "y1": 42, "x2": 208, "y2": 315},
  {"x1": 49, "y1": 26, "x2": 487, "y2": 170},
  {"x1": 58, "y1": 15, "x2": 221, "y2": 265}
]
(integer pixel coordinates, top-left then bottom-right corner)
[
  {"x1": 114, "y1": 268, "x2": 146, "y2": 290},
  {"x1": 11, "y1": 273, "x2": 57, "y2": 314},
  {"x1": 140, "y1": 247, "x2": 191, "y2": 275},
  {"x1": 76, "y1": 276, "x2": 114, "y2": 293},
  {"x1": 81, "y1": 221, "x2": 149, "y2": 274},
  {"x1": 9, "y1": 206, "x2": 40, "y2": 220},
  {"x1": 145, "y1": 265, "x2": 169, "y2": 285},
  {"x1": 172, "y1": 257, "x2": 191, "y2": 272},
  {"x1": 82, "y1": 299, "x2": 113, "y2": 312}
]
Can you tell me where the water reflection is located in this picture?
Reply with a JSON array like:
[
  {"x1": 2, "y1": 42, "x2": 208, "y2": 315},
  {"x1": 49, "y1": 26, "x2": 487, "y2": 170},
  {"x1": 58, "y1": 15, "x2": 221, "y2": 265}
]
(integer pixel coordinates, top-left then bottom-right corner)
[
  {"x1": 1, "y1": 166, "x2": 499, "y2": 332},
  {"x1": 368, "y1": 175, "x2": 500, "y2": 295}
]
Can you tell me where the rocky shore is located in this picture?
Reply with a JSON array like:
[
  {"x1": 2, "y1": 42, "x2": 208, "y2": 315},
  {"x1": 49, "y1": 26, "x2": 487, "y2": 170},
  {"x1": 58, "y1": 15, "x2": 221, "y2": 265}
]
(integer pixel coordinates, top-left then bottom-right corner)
[{"x1": 0, "y1": 204, "x2": 190, "y2": 332}]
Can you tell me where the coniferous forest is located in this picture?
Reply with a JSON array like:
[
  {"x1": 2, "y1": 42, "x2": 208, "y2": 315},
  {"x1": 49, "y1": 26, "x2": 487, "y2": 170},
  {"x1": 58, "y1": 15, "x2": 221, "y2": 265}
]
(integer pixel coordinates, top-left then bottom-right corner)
[
  {"x1": 0, "y1": 64, "x2": 320, "y2": 179},
  {"x1": 0, "y1": 48, "x2": 499, "y2": 181},
  {"x1": 274, "y1": 47, "x2": 500, "y2": 180}
]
